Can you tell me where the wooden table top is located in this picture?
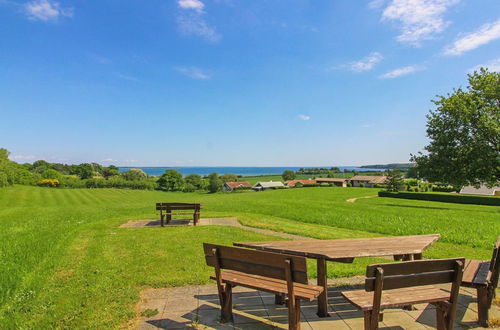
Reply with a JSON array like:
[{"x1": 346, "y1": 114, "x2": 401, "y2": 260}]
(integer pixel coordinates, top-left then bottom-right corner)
[{"x1": 234, "y1": 234, "x2": 440, "y2": 261}]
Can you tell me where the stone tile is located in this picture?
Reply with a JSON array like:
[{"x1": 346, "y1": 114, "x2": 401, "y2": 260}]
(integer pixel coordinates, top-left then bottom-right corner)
[
  {"x1": 140, "y1": 299, "x2": 167, "y2": 316},
  {"x1": 164, "y1": 296, "x2": 199, "y2": 312},
  {"x1": 142, "y1": 288, "x2": 172, "y2": 299},
  {"x1": 233, "y1": 323, "x2": 276, "y2": 330},
  {"x1": 309, "y1": 317, "x2": 351, "y2": 330},
  {"x1": 382, "y1": 310, "x2": 428, "y2": 329}
]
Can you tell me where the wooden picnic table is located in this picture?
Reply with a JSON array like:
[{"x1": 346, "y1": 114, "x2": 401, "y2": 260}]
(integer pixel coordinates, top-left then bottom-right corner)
[{"x1": 234, "y1": 234, "x2": 440, "y2": 318}]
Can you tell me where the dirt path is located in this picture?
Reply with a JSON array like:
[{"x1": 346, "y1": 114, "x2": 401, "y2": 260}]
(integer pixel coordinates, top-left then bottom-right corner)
[
  {"x1": 346, "y1": 195, "x2": 378, "y2": 203},
  {"x1": 120, "y1": 217, "x2": 314, "y2": 240}
]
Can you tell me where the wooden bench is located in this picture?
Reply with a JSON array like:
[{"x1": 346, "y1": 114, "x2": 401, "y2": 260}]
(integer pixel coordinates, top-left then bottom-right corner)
[
  {"x1": 156, "y1": 202, "x2": 201, "y2": 227},
  {"x1": 203, "y1": 243, "x2": 323, "y2": 330},
  {"x1": 341, "y1": 258, "x2": 465, "y2": 330},
  {"x1": 461, "y1": 235, "x2": 500, "y2": 327}
]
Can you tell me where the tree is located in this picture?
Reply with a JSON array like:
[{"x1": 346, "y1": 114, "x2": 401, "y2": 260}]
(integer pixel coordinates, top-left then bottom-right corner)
[
  {"x1": 102, "y1": 166, "x2": 120, "y2": 180},
  {"x1": 121, "y1": 168, "x2": 147, "y2": 181},
  {"x1": 385, "y1": 169, "x2": 404, "y2": 192},
  {"x1": 75, "y1": 163, "x2": 94, "y2": 179},
  {"x1": 411, "y1": 69, "x2": 500, "y2": 187},
  {"x1": 207, "y1": 172, "x2": 222, "y2": 193},
  {"x1": 42, "y1": 169, "x2": 62, "y2": 180},
  {"x1": 220, "y1": 173, "x2": 238, "y2": 183},
  {"x1": 157, "y1": 170, "x2": 184, "y2": 191},
  {"x1": 282, "y1": 170, "x2": 296, "y2": 181},
  {"x1": 185, "y1": 174, "x2": 203, "y2": 189}
]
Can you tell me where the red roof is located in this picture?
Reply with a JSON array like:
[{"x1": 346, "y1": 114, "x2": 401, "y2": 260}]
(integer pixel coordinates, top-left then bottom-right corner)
[
  {"x1": 285, "y1": 179, "x2": 316, "y2": 187},
  {"x1": 225, "y1": 181, "x2": 252, "y2": 188}
]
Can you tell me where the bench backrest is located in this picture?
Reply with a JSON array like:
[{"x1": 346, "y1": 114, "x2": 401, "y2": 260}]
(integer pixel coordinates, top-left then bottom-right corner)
[
  {"x1": 203, "y1": 243, "x2": 308, "y2": 284},
  {"x1": 365, "y1": 258, "x2": 465, "y2": 291},
  {"x1": 156, "y1": 202, "x2": 201, "y2": 210},
  {"x1": 489, "y1": 235, "x2": 500, "y2": 289}
]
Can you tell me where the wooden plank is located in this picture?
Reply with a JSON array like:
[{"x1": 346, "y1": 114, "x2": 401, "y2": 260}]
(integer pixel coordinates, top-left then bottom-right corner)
[
  {"x1": 366, "y1": 258, "x2": 464, "y2": 277},
  {"x1": 342, "y1": 286, "x2": 450, "y2": 310},
  {"x1": 204, "y1": 243, "x2": 308, "y2": 284},
  {"x1": 473, "y1": 262, "x2": 491, "y2": 286},
  {"x1": 462, "y1": 259, "x2": 483, "y2": 284},
  {"x1": 234, "y1": 234, "x2": 440, "y2": 260},
  {"x1": 213, "y1": 270, "x2": 322, "y2": 301},
  {"x1": 365, "y1": 270, "x2": 456, "y2": 291}
]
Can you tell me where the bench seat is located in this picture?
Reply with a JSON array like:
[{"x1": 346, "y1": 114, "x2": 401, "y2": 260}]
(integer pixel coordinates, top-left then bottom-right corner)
[
  {"x1": 211, "y1": 269, "x2": 323, "y2": 301},
  {"x1": 342, "y1": 286, "x2": 450, "y2": 311},
  {"x1": 461, "y1": 259, "x2": 491, "y2": 287}
]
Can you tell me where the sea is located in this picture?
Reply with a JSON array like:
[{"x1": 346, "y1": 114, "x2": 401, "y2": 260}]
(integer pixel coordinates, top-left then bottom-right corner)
[{"x1": 117, "y1": 166, "x2": 386, "y2": 177}]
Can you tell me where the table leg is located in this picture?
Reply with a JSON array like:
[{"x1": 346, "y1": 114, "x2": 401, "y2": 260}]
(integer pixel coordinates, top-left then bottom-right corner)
[
  {"x1": 402, "y1": 254, "x2": 417, "y2": 311},
  {"x1": 317, "y1": 257, "x2": 330, "y2": 317}
]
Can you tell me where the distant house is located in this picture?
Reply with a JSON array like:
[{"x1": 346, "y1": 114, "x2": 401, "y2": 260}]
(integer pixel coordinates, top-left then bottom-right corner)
[
  {"x1": 459, "y1": 184, "x2": 500, "y2": 196},
  {"x1": 222, "y1": 181, "x2": 252, "y2": 192},
  {"x1": 253, "y1": 181, "x2": 285, "y2": 191},
  {"x1": 285, "y1": 179, "x2": 316, "y2": 187},
  {"x1": 350, "y1": 175, "x2": 387, "y2": 188},
  {"x1": 315, "y1": 178, "x2": 349, "y2": 187}
]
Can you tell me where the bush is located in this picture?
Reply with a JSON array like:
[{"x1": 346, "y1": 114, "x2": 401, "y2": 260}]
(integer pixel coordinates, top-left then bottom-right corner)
[
  {"x1": 432, "y1": 183, "x2": 456, "y2": 192},
  {"x1": 378, "y1": 191, "x2": 500, "y2": 206},
  {"x1": 0, "y1": 172, "x2": 9, "y2": 187},
  {"x1": 85, "y1": 177, "x2": 155, "y2": 190},
  {"x1": 293, "y1": 182, "x2": 304, "y2": 188},
  {"x1": 121, "y1": 168, "x2": 148, "y2": 181},
  {"x1": 182, "y1": 183, "x2": 196, "y2": 193},
  {"x1": 59, "y1": 176, "x2": 87, "y2": 188},
  {"x1": 157, "y1": 170, "x2": 184, "y2": 191},
  {"x1": 37, "y1": 179, "x2": 60, "y2": 187}
]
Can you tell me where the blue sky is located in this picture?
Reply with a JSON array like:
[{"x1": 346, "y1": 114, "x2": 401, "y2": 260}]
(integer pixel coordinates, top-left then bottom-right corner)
[{"x1": 1, "y1": 0, "x2": 499, "y2": 166}]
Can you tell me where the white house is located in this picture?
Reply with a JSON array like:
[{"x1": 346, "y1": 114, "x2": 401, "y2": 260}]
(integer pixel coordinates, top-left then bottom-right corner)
[
  {"x1": 349, "y1": 175, "x2": 387, "y2": 188},
  {"x1": 459, "y1": 184, "x2": 500, "y2": 196},
  {"x1": 252, "y1": 181, "x2": 285, "y2": 191}
]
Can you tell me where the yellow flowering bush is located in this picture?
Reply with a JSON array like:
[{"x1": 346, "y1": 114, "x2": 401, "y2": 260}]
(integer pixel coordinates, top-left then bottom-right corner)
[{"x1": 37, "y1": 179, "x2": 60, "y2": 187}]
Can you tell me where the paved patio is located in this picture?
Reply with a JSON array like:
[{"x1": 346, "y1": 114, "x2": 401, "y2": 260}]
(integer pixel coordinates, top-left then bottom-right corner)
[{"x1": 136, "y1": 283, "x2": 500, "y2": 329}]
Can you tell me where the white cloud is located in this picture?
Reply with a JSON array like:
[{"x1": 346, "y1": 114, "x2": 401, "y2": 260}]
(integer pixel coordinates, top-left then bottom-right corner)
[
  {"x1": 297, "y1": 114, "x2": 310, "y2": 121},
  {"x1": 368, "y1": 0, "x2": 386, "y2": 10},
  {"x1": 350, "y1": 52, "x2": 384, "y2": 72},
  {"x1": 24, "y1": 0, "x2": 73, "y2": 22},
  {"x1": 378, "y1": 0, "x2": 460, "y2": 46},
  {"x1": 174, "y1": 66, "x2": 211, "y2": 80},
  {"x1": 379, "y1": 65, "x2": 424, "y2": 79},
  {"x1": 444, "y1": 19, "x2": 500, "y2": 56},
  {"x1": 9, "y1": 154, "x2": 35, "y2": 160},
  {"x1": 468, "y1": 57, "x2": 500, "y2": 73},
  {"x1": 176, "y1": 0, "x2": 220, "y2": 43},
  {"x1": 178, "y1": 0, "x2": 204, "y2": 12},
  {"x1": 102, "y1": 158, "x2": 116, "y2": 162}
]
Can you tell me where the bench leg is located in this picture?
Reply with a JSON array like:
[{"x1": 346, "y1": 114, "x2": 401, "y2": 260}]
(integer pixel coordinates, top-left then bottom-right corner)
[
  {"x1": 275, "y1": 293, "x2": 285, "y2": 305},
  {"x1": 477, "y1": 287, "x2": 489, "y2": 327},
  {"x1": 435, "y1": 303, "x2": 450, "y2": 330},
  {"x1": 219, "y1": 283, "x2": 233, "y2": 322},
  {"x1": 363, "y1": 310, "x2": 379, "y2": 330},
  {"x1": 160, "y1": 214, "x2": 165, "y2": 227},
  {"x1": 288, "y1": 297, "x2": 301, "y2": 330}
]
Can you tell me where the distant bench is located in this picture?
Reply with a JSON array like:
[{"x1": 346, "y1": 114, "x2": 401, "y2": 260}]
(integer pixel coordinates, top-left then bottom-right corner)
[{"x1": 156, "y1": 203, "x2": 201, "y2": 227}]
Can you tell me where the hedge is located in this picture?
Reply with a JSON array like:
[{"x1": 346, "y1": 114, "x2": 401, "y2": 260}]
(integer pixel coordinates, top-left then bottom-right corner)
[{"x1": 378, "y1": 191, "x2": 500, "y2": 206}]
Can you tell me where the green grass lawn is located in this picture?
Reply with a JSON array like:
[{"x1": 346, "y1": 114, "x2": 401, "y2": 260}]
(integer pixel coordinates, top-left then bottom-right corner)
[{"x1": 0, "y1": 185, "x2": 498, "y2": 328}]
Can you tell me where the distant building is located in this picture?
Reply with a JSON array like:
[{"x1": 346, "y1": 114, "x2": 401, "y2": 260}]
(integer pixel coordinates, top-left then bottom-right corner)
[
  {"x1": 285, "y1": 179, "x2": 316, "y2": 187},
  {"x1": 315, "y1": 178, "x2": 349, "y2": 187},
  {"x1": 222, "y1": 181, "x2": 252, "y2": 192},
  {"x1": 253, "y1": 181, "x2": 285, "y2": 191},
  {"x1": 459, "y1": 184, "x2": 500, "y2": 196},
  {"x1": 350, "y1": 175, "x2": 387, "y2": 188}
]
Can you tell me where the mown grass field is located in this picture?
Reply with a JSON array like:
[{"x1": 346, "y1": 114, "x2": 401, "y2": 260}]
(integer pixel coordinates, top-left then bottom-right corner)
[{"x1": 0, "y1": 185, "x2": 498, "y2": 328}]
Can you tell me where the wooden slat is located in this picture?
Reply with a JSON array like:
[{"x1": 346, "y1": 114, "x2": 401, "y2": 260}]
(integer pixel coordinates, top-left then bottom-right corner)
[
  {"x1": 365, "y1": 270, "x2": 456, "y2": 291},
  {"x1": 366, "y1": 258, "x2": 463, "y2": 277},
  {"x1": 204, "y1": 243, "x2": 308, "y2": 284},
  {"x1": 462, "y1": 259, "x2": 483, "y2": 284},
  {"x1": 342, "y1": 286, "x2": 449, "y2": 310},
  {"x1": 234, "y1": 234, "x2": 440, "y2": 260},
  {"x1": 213, "y1": 270, "x2": 322, "y2": 301}
]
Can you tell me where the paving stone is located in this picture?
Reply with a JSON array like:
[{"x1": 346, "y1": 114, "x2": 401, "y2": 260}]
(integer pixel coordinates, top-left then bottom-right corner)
[{"x1": 382, "y1": 310, "x2": 428, "y2": 329}]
